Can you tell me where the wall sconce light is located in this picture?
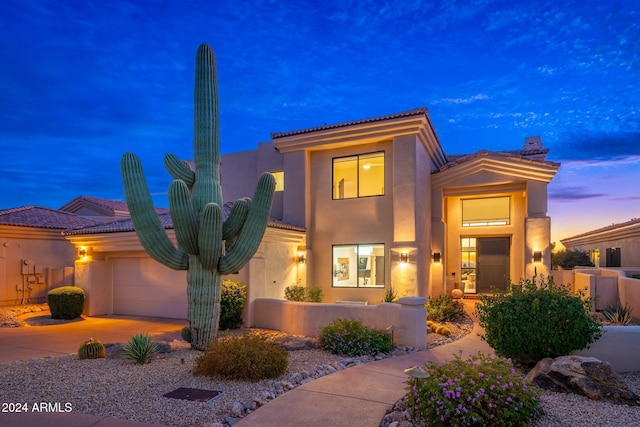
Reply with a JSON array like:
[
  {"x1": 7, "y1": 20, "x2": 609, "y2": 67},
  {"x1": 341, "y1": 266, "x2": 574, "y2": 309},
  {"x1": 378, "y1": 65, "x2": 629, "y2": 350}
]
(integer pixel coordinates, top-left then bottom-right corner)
[
  {"x1": 533, "y1": 251, "x2": 542, "y2": 263},
  {"x1": 400, "y1": 252, "x2": 409, "y2": 264},
  {"x1": 296, "y1": 245, "x2": 306, "y2": 265},
  {"x1": 78, "y1": 247, "x2": 87, "y2": 258},
  {"x1": 432, "y1": 252, "x2": 441, "y2": 264}
]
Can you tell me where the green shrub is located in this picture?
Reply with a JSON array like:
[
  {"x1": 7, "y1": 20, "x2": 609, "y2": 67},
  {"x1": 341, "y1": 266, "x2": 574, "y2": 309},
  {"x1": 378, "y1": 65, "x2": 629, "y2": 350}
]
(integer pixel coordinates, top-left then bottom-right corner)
[
  {"x1": 219, "y1": 279, "x2": 247, "y2": 330},
  {"x1": 181, "y1": 326, "x2": 192, "y2": 343},
  {"x1": 476, "y1": 276, "x2": 602, "y2": 366},
  {"x1": 305, "y1": 286, "x2": 324, "y2": 302},
  {"x1": 47, "y1": 286, "x2": 85, "y2": 319},
  {"x1": 284, "y1": 285, "x2": 323, "y2": 302},
  {"x1": 194, "y1": 333, "x2": 288, "y2": 381},
  {"x1": 602, "y1": 303, "x2": 634, "y2": 325},
  {"x1": 427, "y1": 294, "x2": 464, "y2": 322},
  {"x1": 632, "y1": 274, "x2": 640, "y2": 280},
  {"x1": 77, "y1": 338, "x2": 105, "y2": 359},
  {"x1": 406, "y1": 352, "x2": 544, "y2": 427},
  {"x1": 383, "y1": 285, "x2": 397, "y2": 303},
  {"x1": 319, "y1": 318, "x2": 392, "y2": 357},
  {"x1": 122, "y1": 333, "x2": 158, "y2": 364},
  {"x1": 284, "y1": 285, "x2": 306, "y2": 301},
  {"x1": 551, "y1": 249, "x2": 594, "y2": 270}
]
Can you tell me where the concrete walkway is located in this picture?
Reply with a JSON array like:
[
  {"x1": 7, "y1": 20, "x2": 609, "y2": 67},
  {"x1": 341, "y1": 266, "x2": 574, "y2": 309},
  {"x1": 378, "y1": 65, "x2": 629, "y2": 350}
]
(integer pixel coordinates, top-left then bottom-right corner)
[{"x1": 0, "y1": 301, "x2": 491, "y2": 427}]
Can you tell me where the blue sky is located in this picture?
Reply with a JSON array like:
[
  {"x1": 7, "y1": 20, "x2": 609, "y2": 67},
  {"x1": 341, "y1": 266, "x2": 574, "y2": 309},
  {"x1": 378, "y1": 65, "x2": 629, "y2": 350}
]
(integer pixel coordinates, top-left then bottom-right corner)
[{"x1": 0, "y1": 0, "x2": 638, "y2": 242}]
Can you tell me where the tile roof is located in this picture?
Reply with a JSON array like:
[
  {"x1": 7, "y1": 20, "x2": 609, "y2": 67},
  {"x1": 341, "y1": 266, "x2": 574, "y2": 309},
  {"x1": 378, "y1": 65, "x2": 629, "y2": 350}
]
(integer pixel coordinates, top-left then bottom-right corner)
[
  {"x1": 561, "y1": 217, "x2": 640, "y2": 243},
  {"x1": 63, "y1": 202, "x2": 305, "y2": 236},
  {"x1": 270, "y1": 107, "x2": 429, "y2": 139},
  {"x1": 59, "y1": 195, "x2": 169, "y2": 215},
  {"x1": 0, "y1": 206, "x2": 104, "y2": 230},
  {"x1": 438, "y1": 148, "x2": 558, "y2": 173}
]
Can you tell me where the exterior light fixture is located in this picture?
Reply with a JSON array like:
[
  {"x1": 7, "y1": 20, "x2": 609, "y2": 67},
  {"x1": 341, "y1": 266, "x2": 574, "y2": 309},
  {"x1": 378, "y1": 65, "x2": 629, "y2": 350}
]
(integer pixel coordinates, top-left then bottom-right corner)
[
  {"x1": 533, "y1": 251, "x2": 542, "y2": 263},
  {"x1": 432, "y1": 252, "x2": 441, "y2": 264},
  {"x1": 400, "y1": 252, "x2": 409, "y2": 264},
  {"x1": 296, "y1": 245, "x2": 306, "y2": 265},
  {"x1": 78, "y1": 247, "x2": 88, "y2": 258}
]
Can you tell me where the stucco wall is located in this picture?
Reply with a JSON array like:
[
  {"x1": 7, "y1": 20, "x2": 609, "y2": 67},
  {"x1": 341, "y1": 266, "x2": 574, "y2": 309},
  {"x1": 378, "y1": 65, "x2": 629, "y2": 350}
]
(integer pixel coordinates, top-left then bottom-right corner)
[
  {"x1": 0, "y1": 226, "x2": 75, "y2": 306},
  {"x1": 307, "y1": 141, "x2": 394, "y2": 304}
]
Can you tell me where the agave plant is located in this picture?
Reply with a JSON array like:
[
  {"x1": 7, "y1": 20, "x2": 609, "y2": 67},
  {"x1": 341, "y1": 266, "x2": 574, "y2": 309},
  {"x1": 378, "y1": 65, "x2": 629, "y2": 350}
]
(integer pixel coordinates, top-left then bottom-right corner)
[{"x1": 602, "y1": 303, "x2": 634, "y2": 325}]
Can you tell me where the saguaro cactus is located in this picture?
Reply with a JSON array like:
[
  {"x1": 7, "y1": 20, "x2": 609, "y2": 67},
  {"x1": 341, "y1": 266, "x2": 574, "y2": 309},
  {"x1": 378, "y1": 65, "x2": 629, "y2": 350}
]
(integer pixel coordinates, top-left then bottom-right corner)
[{"x1": 121, "y1": 44, "x2": 275, "y2": 350}]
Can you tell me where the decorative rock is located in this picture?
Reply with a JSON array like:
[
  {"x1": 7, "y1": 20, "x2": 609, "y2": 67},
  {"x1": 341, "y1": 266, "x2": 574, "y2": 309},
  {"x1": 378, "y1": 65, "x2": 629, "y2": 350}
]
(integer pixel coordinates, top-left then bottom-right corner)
[
  {"x1": 229, "y1": 401, "x2": 244, "y2": 417},
  {"x1": 525, "y1": 355, "x2": 640, "y2": 406},
  {"x1": 451, "y1": 288, "x2": 464, "y2": 299}
]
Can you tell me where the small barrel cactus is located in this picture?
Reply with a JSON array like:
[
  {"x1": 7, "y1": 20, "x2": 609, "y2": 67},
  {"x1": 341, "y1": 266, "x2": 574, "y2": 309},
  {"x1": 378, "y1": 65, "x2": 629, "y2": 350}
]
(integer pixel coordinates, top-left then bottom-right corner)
[{"x1": 78, "y1": 338, "x2": 106, "y2": 359}]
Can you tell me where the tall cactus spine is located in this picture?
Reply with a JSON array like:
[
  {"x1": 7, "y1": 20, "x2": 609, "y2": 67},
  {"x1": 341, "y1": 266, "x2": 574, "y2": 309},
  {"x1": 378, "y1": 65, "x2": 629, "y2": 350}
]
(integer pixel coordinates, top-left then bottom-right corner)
[{"x1": 121, "y1": 44, "x2": 275, "y2": 350}]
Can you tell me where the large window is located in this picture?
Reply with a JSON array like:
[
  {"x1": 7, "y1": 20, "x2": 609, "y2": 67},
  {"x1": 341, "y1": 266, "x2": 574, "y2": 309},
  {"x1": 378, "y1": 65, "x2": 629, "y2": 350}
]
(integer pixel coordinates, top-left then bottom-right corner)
[
  {"x1": 333, "y1": 152, "x2": 384, "y2": 199},
  {"x1": 333, "y1": 244, "x2": 385, "y2": 288},
  {"x1": 462, "y1": 196, "x2": 510, "y2": 227},
  {"x1": 271, "y1": 171, "x2": 284, "y2": 192},
  {"x1": 461, "y1": 238, "x2": 477, "y2": 293}
]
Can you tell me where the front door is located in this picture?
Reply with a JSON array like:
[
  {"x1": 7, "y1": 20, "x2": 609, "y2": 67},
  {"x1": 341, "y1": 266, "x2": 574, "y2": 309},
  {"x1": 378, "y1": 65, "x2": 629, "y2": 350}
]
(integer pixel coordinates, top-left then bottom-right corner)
[{"x1": 477, "y1": 237, "x2": 510, "y2": 293}]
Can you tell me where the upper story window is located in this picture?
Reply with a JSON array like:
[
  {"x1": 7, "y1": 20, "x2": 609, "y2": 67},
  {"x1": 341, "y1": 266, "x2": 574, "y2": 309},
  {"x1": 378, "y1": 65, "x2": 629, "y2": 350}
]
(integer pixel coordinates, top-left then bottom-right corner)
[
  {"x1": 333, "y1": 152, "x2": 384, "y2": 199},
  {"x1": 462, "y1": 196, "x2": 510, "y2": 227},
  {"x1": 271, "y1": 171, "x2": 284, "y2": 192}
]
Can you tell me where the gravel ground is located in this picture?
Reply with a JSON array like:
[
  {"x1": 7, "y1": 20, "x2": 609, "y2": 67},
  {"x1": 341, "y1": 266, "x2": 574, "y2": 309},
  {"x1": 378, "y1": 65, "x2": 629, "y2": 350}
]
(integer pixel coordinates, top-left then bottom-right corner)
[{"x1": 2, "y1": 306, "x2": 639, "y2": 426}]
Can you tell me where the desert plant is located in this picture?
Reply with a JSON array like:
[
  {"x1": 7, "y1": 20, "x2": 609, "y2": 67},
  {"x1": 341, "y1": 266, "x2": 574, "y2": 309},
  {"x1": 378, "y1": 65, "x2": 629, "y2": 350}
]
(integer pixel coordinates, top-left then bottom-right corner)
[
  {"x1": 435, "y1": 325, "x2": 451, "y2": 336},
  {"x1": 194, "y1": 334, "x2": 287, "y2": 381},
  {"x1": 551, "y1": 249, "x2": 594, "y2": 270},
  {"x1": 406, "y1": 352, "x2": 544, "y2": 427},
  {"x1": 219, "y1": 279, "x2": 247, "y2": 330},
  {"x1": 427, "y1": 294, "x2": 464, "y2": 322},
  {"x1": 47, "y1": 286, "x2": 85, "y2": 320},
  {"x1": 284, "y1": 285, "x2": 323, "y2": 302},
  {"x1": 121, "y1": 44, "x2": 275, "y2": 350},
  {"x1": 476, "y1": 276, "x2": 602, "y2": 366},
  {"x1": 181, "y1": 326, "x2": 192, "y2": 343},
  {"x1": 632, "y1": 274, "x2": 640, "y2": 280},
  {"x1": 383, "y1": 285, "x2": 397, "y2": 303},
  {"x1": 319, "y1": 318, "x2": 392, "y2": 357},
  {"x1": 77, "y1": 338, "x2": 105, "y2": 359},
  {"x1": 305, "y1": 286, "x2": 324, "y2": 302},
  {"x1": 284, "y1": 285, "x2": 306, "y2": 301},
  {"x1": 602, "y1": 303, "x2": 634, "y2": 325},
  {"x1": 122, "y1": 333, "x2": 158, "y2": 364}
]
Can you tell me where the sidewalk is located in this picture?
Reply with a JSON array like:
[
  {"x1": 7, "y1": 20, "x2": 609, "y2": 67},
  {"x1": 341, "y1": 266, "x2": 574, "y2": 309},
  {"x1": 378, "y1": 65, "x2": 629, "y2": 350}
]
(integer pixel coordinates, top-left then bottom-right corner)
[{"x1": 0, "y1": 301, "x2": 490, "y2": 427}]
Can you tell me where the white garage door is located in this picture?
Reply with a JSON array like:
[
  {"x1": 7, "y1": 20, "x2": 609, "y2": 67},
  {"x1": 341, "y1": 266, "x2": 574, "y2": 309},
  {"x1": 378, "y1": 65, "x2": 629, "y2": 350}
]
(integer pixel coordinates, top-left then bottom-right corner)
[{"x1": 112, "y1": 258, "x2": 188, "y2": 319}]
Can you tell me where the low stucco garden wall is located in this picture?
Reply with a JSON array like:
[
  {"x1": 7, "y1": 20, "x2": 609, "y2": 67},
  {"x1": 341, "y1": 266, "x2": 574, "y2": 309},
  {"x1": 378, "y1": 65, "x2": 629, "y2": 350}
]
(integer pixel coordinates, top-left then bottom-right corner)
[
  {"x1": 252, "y1": 296, "x2": 427, "y2": 348},
  {"x1": 575, "y1": 326, "x2": 640, "y2": 372}
]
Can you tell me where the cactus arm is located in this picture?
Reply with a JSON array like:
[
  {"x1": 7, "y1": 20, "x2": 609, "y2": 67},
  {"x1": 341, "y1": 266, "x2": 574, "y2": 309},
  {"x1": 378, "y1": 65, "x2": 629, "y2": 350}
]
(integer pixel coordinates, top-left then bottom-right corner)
[
  {"x1": 198, "y1": 203, "x2": 223, "y2": 270},
  {"x1": 222, "y1": 198, "x2": 249, "y2": 240},
  {"x1": 168, "y1": 180, "x2": 199, "y2": 255},
  {"x1": 121, "y1": 153, "x2": 188, "y2": 270},
  {"x1": 164, "y1": 153, "x2": 195, "y2": 187},
  {"x1": 218, "y1": 173, "x2": 275, "y2": 274}
]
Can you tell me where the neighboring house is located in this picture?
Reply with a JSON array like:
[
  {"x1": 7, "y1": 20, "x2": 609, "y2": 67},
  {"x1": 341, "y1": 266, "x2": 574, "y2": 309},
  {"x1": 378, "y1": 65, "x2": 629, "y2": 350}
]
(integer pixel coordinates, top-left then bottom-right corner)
[
  {"x1": 561, "y1": 218, "x2": 640, "y2": 268},
  {"x1": 60, "y1": 195, "x2": 169, "y2": 221},
  {"x1": 219, "y1": 108, "x2": 560, "y2": 303},
  {"x1": 0, "y1": 206, "x2": 100, "y2": 306}
]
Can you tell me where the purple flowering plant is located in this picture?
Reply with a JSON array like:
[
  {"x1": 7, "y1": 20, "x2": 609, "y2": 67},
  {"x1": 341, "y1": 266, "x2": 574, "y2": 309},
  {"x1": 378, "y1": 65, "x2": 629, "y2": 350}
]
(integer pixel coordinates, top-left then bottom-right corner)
[
  {"x1": 319, "y1": 318, "x2": 392, "y2": 357},
  {"x1": 405, "y1": 352, "x2": 543, "y2": 427}
]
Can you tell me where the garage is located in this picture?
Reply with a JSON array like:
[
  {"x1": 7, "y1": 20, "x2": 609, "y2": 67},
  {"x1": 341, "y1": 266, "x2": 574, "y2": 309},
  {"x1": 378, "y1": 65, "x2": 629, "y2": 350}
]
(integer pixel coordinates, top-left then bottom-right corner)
[{"x1": 112, "y1": 257, "x2": 187, "y2": 319}]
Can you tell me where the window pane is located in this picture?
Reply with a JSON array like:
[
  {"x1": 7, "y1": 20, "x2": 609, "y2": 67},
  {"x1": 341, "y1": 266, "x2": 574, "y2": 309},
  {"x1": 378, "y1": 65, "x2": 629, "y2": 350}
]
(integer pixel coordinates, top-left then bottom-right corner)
[
  {"x1": 333, "y1": 157, "x2": 357, "y2": 199},
  {"x1": 358, "y1": 153, "x2": 384, "y2": 197},
  {"x1": 462, "y1": 197, "x2": 510, "y2": 226},
  {"x1": 333, "y1": 245, "x2": 357, "y2": 287},
  {"x1": 333, "y1": 244, "x2": 384, "y2": 288},
  {"x1": 271, "y1": 171, "x2": 284, "y2": 192}
]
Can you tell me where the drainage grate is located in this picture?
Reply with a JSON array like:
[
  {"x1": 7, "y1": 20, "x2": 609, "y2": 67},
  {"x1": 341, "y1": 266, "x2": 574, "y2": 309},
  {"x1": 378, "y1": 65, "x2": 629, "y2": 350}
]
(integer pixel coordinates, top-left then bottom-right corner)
[{"x1": 163, "y1": 387, "x2": 222, "y2": 402}]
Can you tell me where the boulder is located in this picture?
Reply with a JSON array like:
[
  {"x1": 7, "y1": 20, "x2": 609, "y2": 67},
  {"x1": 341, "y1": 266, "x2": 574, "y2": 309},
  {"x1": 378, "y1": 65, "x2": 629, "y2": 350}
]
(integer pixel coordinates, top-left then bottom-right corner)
[{"x1": 525, "y1": 355, "x2": 640, "y2": 406}]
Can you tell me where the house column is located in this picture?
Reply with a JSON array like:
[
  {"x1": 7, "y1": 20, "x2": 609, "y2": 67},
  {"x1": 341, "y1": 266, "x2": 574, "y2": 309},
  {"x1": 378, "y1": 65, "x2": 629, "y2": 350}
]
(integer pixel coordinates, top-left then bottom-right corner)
[
  {"x1": 525, "y1": 180, "x2": 551, "y2": 278},
  {"x1": 431, "y1": 187, "x2": 446, "y2": 297},
  {"x1": 74, "y1": 257, "x2": 111, "y2": 316},
  {"x1": 391, "y1": 135, "x2": 419, "y2": 296}
]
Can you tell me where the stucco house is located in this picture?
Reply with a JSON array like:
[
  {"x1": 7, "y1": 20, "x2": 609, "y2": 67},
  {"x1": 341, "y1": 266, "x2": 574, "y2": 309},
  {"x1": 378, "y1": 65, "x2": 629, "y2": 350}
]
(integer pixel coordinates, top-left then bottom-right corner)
[
  {"x1": 561, "y1": 218, "x2": 640, "y2": 268},
  {"x1": 5, "y1": 108, "x2": 560, "y2": 325},
  {"x1": 0, "y1": 205, "x2": 98, "y2": 306},
  {"x1": 218, "y1": 108, "x2": 559, "y2": 306}
]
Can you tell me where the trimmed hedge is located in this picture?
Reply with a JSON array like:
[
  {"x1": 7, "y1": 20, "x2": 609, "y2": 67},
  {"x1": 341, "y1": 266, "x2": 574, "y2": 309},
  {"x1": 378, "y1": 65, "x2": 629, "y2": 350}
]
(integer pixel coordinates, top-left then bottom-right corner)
[{"x1": 48, "y1": 286, "x2": 85, "y2": 319}]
